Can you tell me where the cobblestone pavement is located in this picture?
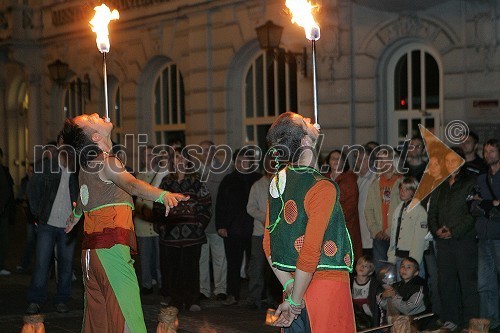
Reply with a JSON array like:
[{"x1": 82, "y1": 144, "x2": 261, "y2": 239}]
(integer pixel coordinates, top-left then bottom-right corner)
[{"x1": 0, "y1": 214, "x2": 280, "y2": 333}]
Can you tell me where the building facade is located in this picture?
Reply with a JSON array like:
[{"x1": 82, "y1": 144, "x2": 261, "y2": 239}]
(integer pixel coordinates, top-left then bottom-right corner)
[{"x1": 1, "y1": 0, "x2": 499, "y2": 188}]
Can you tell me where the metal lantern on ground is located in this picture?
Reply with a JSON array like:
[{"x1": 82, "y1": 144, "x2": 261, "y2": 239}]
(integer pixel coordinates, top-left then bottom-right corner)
[
  {"x1": 21, "y1": 314, "x2": 45, "y2": 333},
  {"x1": 156, "y1": 306, "x2": 179, "y2": 333}
]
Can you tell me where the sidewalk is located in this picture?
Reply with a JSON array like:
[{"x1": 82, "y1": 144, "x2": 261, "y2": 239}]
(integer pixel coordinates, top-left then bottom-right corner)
[{"x1": 0, "y1": 211, "x2": 280, "y2": 333}]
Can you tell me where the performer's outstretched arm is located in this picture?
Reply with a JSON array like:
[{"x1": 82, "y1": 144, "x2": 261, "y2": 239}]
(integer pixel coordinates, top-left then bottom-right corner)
[{"x1": 101, "y1": 156, "x2": 188, "y2": 214}]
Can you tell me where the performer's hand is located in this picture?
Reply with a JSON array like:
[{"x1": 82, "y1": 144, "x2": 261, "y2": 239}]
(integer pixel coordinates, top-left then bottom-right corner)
[
  {"x1": 273, "y1": 301, "x2": 297, "y2": 327},
  {"x1": 65, "y1": 202, "x2": 80, "y2": 234},
  {"x1": 163, "y1": 192, "x2": 189, "y2": 216},
  {"x1": 382, "y1": 285, "x2": 396, "y2": 298},
  {"x1": 217, "y1": 228, "x2": 228, "y2": 238},
  {"x1": 437, "y1": 226, "x2": 451, "y2": 239}
]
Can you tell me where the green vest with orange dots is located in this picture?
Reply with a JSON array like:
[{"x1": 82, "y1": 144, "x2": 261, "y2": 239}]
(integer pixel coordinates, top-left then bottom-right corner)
[{"x1": 268, "y1": 166, "x2": 354, "y2": 272}]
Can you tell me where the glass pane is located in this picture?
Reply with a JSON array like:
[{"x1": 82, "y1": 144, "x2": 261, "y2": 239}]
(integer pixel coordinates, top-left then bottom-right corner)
[
  {"x1": 257, "y1": 124, "x2": 271, "y2": 152},
  {"x1": 179, "y1": 74, "x2": 185, "y2": 123},
  {"x1": 394, "y1": 55, "x2": 408, "y2": 110},
  {"x1": 171, "y1": 65, "x2": 178, "y2": 124},
  {"x1": 255, "y1": 55, "x2": 264, "y2": 117},
  {"x1": 277, "y1": 51, "x2": 286, "y2": 116},
  {"x1": 115, "y1": 133, "x2": 121, "y2": 144},
  {"x1": 411, "y1": 118, "x2": 421, "y2": 138},
  {"x1": 246, "y1": 125, "x2": 254, "y2": 142},
  {"x1": 425, "y1": 53, "x2": 439, "y2": 109},
  {"x1": 154, "y1": 79, "x2": 161, "y2": 125},
  {"x1": 155, "y1": 131, "x2": 161, "y2": 145},
  {"x1": 266, "y1": 52, "x2": 275, "y2": 117},
  {"x1": 412, "y1": 50, "x2": 421, "y2": 110},
  {"x1": 288, "y1": 56, "x2": 298, "y2": 113},
  {"x1": 245, "y1": 68, "x2": 254, "y2": 118},
  {"x1": 162, "y1": 68, "x2": 169, "y2": 125},
  {"x1": 115, "y1": 88, "x2": 121, "y2": 127},
  {"x1": 425, "y1": 118, "x2": 435, "y2": 134},
  {"x1": 398, "y1": 119, "x2": 408, "y2": 138}
]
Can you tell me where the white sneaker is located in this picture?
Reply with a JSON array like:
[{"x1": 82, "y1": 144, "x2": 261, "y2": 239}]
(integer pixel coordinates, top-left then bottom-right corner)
[
  {"x1": 441, "y1": 321, "x2": 458, "y2": 331},
  {"x1": 189, "y1": 304, "x2": 201, "y2": 312},
  {"x1": 0, "y1": 269, "x2": 11, "y2": 276}
]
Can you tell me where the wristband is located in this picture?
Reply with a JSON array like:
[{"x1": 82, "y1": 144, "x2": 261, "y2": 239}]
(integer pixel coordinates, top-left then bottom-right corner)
[
  {"x1": 72, "y1": 208, "x2": 82, "y2": 219},
  {"x1": 155, "y1": 191, "x2": 168, "y2": 204},
  {"x1": 283, "y1": 278, "x2": 294, "y2": 292},
  {"x1": 285, "y1": 295, "x2": 301, "y2": 307}
]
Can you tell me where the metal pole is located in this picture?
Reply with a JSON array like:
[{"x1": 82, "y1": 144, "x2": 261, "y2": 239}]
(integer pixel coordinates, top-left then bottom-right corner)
[
  {"x1": 312, "y1": 39, "x2": 318, "y2": 124},
  {"x1": 103, "y1": 52, "x2": 110, "y2": 122}
]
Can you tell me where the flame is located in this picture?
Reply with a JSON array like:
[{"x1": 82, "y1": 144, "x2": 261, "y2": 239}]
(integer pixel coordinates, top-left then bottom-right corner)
[
  {"x1": 285, "y1": 0, "x2": 320, "y2": 41},
  {"x1": 89, "y1": 4, "x2": 120, "y2": 53}
]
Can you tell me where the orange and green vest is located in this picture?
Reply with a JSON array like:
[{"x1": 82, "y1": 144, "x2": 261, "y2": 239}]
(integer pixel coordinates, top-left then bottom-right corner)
[{"x1": 268, "y1": 166, "x2": 353, "y2": 272}]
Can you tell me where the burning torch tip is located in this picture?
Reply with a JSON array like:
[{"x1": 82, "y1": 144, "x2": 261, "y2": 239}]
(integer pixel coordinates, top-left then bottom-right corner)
[{"x1": 307, "y1": 26, "x2": 321, "y2": 41}]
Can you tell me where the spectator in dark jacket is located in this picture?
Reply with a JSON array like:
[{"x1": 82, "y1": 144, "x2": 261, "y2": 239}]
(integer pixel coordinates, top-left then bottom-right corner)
[
  {"x1": 25, "y1": 144, "x2": 79, "y2": 314},
  {"x1": 427, "y1": 147, "x2": 479, "y2": 331},
  {"x1": 0, "y1": 147, "x2": 14, "y2": 276},
  {"x1": 153, "y1": 147, "x2": 211, "y2": 312},
  {"x1": 460, "y1": 131, "x2": 488, "y2": 176},
  {"x1": 216, "y1": 148, "x2": 261, "y2": 306},
  {"x1": 473, "y1": 139, "x2": 500, "y2": 331},
  {"x1": 379, "y1": 257, "x2": 430, "y2": 329}
]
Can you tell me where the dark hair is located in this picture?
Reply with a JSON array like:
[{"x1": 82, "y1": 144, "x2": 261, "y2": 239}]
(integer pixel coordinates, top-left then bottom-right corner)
[
  {"x1": 450, "y1": 146, "x2": 466, "y2": 160},
  {"x1": 484, "y1": 138, "x2": 499, "y2": 151},
  {"x1": 357, "y1": 255, "x2": 374, "y2": 266},
  {"x1": 468, "y1": 131, "x2": 479, "y2": 144},
  {"x1": 326, "y1": 149, "x2": 350, "y2": 172},
  {"x1": 266, "y1": 112, "x2": 306, "y2": 163},
  {"x1": 402, "y1": 257, "x2": 420, "y2": 271},
  {"x1": 232, "y1": 147, "x2": 255, "y2": 163},
  {"x1": 365, "y1": 141, "x2": 380, "y2": 148},
  {"x1": 199, "y1": 140, "x2": 215, "y2": 147},
  {"x1": 61, "y1": 119, "x2": 102, "y2": 167}
]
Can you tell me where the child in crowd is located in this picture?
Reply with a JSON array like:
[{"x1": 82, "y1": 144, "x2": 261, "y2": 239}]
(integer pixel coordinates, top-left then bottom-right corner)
[
  {"x1": 379, "y1": 257, "x2": 430, "y2": 327},
  {"x1": 351, "y1": 255, "x2": 384, "y2": 330},
  {"x1": 387, "y1": 177, "x2": 428, "y2": 278}
]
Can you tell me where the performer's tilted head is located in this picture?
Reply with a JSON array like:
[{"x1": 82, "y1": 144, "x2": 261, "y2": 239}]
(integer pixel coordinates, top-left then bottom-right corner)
[
  {"x1": 61, "y1": 113, "x2": 113, "y2": 167},
  {"x1": 266, "y1": 111, "x2": 320, "y2": 164}
]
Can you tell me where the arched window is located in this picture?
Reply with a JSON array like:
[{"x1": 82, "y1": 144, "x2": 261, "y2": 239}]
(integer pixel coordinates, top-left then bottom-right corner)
[
  {"x1": 63, "y1": 78, "x2": 87, "y2": 119},
  {"x1": 388, "y1": 45, "x2": 441, "y2": 145},
  {"x1": 243, "y1": 50, "x2": 298, "y2": 150},
  {"x1": 152, "y1": 63, "x2": 185, "y2": 146}
]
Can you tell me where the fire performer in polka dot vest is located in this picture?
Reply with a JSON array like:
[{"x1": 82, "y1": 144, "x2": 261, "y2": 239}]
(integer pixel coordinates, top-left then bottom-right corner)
[{"x1": 263, "y1": 112, "x2": 355, "y2": 332}]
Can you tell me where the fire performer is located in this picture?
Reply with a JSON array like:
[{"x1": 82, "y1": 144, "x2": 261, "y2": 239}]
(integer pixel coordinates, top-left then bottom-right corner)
[
  {"x1": 263, "y1": 112, "x2": 355, "y2": 332},
  {"x1": 62, "y1": 113, "x2": 188, "y2": 333}
]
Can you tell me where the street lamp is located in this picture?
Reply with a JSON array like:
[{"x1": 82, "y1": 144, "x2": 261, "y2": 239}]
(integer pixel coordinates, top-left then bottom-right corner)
[
  {"x1": 48, "y1": 59, "x2": 91, "y2": 101},
  {"x1": 255, "y1": 20, "x2": 284, "y2": 52},
  {"x1": 48, "y1": 59, "x2": 69, "y2": 86},
  {"x1": 255, "y1": 20, "x2": 307, "y2": 77}
]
